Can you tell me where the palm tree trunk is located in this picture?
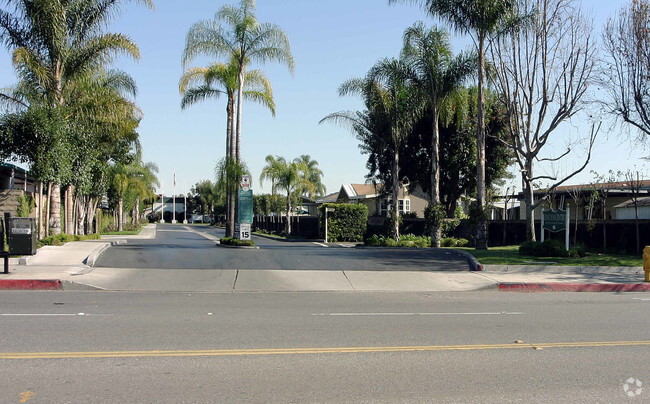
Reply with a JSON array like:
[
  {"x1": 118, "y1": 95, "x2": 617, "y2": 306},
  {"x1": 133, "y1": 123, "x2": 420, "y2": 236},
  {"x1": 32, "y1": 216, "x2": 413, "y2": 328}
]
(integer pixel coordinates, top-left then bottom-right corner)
[
  {"x1": 65, "y1": 185, "x2": 74, "y2": 234},
  {"x1": 286, "y1": 192, "x2": 291, "y2": 235},
  {"x1": 38, "y1": 182, "x2": 43, "y2": 239},
  {"x1": 49, "y1": 183, "x2": 62, "y2": 235},
  {"x1": 431, "y1": 107, "x2": 441, "y2": 248},
  {"x1": 236, "y1": 68, "x2": 245, "y2": 161},
  {"x1": 45, "y1": 183, "x2": 51, "y2": 238},
  {"x1": 392, "y1": 148, "x2": 400, "y2": 241},
  {"x1": 227, "y1": 95, "x2": 237, "y2": 238},
  {"x1": 76, "y1": 195, "x2": 86, "y2": 236},
  {"x1": 475, "y1": 33, "x2": 488, "y2": 250},
  {"x1": 118, "y1": 197, "x2": 123, "y2": 232},
  {"x1": 86, "y1": 197, "x2": 97, "y2": 234}
]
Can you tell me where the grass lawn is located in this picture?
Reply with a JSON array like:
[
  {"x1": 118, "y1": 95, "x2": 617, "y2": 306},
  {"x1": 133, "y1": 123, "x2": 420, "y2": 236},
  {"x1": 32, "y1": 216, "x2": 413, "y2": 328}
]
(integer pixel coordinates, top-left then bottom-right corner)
[
  {"x1": 101, "y1": 225, "x2": 146, "y2": 236},
  {"x1": 454, "y1": 245, "x2": 643, "y2": 267}
]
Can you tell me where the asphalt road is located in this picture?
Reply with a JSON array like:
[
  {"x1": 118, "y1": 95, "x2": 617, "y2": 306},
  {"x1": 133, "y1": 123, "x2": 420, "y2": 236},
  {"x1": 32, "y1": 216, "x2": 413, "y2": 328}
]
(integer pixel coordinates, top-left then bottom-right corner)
[
  {"x1": 94, "y1": 224, "x2": 471, "y2": 271},
  {"x1": 1, "y1": 291, "x2": 649, "y2": 403}
]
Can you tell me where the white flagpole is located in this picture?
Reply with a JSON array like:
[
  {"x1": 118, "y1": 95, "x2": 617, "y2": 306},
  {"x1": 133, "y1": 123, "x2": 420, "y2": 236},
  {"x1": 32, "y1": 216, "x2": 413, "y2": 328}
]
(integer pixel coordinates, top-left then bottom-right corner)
[
  {"x1": 183, "y1": 179, "x2": 187, "y2": 224},
  {"x1": 160, "y1": 181, "x2": 165, "y2": 224},
  {"x1": 172, "y1": 172, "x2": 176, "y2": 223}
]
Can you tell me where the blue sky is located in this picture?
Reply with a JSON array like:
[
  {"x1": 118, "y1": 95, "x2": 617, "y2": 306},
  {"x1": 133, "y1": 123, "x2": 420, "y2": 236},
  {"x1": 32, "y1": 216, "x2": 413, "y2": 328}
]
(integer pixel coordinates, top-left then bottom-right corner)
[{"x1": 1, "y1": 0, "x2": 646, "y2": 196}]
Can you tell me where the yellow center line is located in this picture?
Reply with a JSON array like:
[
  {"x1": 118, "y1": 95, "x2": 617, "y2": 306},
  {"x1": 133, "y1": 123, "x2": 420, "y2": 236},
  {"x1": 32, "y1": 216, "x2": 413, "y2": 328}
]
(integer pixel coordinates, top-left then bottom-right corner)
[{"x1": 1, "y1": 341, "x2": 649, "y2": 359}]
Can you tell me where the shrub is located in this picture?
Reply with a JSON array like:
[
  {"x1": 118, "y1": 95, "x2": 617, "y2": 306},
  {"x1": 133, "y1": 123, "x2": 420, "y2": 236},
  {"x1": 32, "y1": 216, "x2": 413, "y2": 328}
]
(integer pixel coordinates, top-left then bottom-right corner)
[
  {"x1": 399, "y1": 234, "x2": 430, "y2": 248},
  {"x1": 519, "y1": 239, "x2": 568, "y2": 257},
  {"x1": 456, "y1": 238, "x2": 469, "y2": 247},
  {"x1": 147, "y1": 212, "x2": 161, "y2": 223},
  {"x1": 220, "y1": 237, "x2": 255, "y2": 247},
  {"x1": 365, "y1": 234, "x2": 430, "y2": 248},
  {"x1": 440, "y1": 237, "x2": 468, "y2": 248},
  {"x1": 16, "y1": 193, "x2": 35, "y2": 217},
  {"x1": 320, "y1": 203, "x2": 368, "y2": 242},
  {"x1": 40, "y1": 233, "x2": 100, "y2": 246},
  {"x1": 568, "y1": 244, "x2": 587, "y2": 258},
  {"x1": 519, "y1": 240, "x2": 538, "y2": 256},
  {"x1": 441, "y1": 237, "x2": 456, "y2": 247},
  {"x1": 440, "y1": 218, "x2": 461, "y2": 238}
]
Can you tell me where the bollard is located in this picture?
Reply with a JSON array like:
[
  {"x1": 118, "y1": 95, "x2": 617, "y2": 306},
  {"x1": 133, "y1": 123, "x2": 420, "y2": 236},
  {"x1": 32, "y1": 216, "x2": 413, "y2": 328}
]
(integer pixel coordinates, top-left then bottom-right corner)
[{"x1": 643, "y1": 246, "x2": 650, "y2": 282}]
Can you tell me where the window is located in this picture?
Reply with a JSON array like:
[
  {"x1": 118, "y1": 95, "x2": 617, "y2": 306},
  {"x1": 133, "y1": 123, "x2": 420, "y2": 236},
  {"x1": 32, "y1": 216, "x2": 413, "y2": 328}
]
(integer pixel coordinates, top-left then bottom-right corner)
[
  {"x1": 398, "y1": 199, "x2": 410, "y2": 213},
  {"x1": 380, "y1": 199, "x2": 388, "y2": 217}
]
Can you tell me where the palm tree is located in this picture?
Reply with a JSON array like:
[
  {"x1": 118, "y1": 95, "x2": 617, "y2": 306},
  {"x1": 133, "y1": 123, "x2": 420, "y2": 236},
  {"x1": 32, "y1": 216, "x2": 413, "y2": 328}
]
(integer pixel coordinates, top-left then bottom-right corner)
[
  {"x1": 126, "y1": 160, "x2": 159, "y2": 226},
  {"x1": 182, "y1": 0, "x2": 294, "y2": 161},
  {"x1": 65, "y1": 69, "x2": 143, "y2": 234},
  {"x1": 339, "y1": 58, "x2": 422, "y2": 240},
  {"x1": 390, "y1": 0, "x2": 519, "y2": 248},
  {"x1": 259, "y1": 155, "x2": 286, "y2": 195},
  {"x1": 180, "y1": 57, "x2": 276, "y2": 237},
  {"x1": 0, "y1": 0, "x2": 153, "y2": 235},
  {"x1": 273, "y1": 160, "x2": 309, "y2": 236},
  {"x1": 110, "y1": 163, "x2": 130, "y2": 232},
  {"x1": 401, "y1": 22, "x2": 474, "y2": 247},
  {"x1": 179, "y1": 59, "x2": 276, "y2": 158},
  {"x1": 294, "y1": 155, "x2": 325, "y2": 199}
]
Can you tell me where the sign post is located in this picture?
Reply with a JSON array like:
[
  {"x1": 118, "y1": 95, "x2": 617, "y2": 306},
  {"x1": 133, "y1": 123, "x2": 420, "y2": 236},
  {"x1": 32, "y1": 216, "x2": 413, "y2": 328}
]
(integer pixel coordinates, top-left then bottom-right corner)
[
  {"x1": 324, "y1": 207, "x2": 334, "y2": 243},
  {"x1": 237, "y1": 175, "x2": 253, "y2": 240},
  {"x1": 541, "y1": 207, "x2": 570, "y2": 250}
]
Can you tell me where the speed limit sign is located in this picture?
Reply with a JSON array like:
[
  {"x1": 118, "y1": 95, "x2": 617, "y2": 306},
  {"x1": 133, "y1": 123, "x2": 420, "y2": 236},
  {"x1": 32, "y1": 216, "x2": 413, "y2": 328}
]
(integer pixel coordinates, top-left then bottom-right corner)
[{"x1": 239, "y1": 223, "x2": 251, "y2": 240}]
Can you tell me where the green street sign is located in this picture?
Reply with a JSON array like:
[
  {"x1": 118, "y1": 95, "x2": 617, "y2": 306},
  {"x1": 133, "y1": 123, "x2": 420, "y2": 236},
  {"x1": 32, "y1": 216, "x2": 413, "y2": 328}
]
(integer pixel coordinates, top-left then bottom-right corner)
[
  {"x1": 542, "y1": 209, "x2": 567, "y2": 232},
  {"x1": 238, "y1": 189, "x2": 253, "y2": 224}
]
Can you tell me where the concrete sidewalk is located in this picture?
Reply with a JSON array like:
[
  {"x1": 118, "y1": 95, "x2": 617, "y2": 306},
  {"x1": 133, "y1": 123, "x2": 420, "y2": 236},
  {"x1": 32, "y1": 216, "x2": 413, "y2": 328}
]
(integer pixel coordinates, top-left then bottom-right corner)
[{"x1": 0, "y1": 224, "x2": 648, "y2": 292}]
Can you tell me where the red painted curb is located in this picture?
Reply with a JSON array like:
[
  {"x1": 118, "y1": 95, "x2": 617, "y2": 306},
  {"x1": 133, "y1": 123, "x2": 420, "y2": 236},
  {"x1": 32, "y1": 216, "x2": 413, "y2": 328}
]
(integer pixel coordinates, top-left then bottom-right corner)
[
  {"x1": 499, "y1": 283, "x2": 650, "y2": 292},
  {"x1": 0, "y1": 279, "x2": 63, "y2": 290}
]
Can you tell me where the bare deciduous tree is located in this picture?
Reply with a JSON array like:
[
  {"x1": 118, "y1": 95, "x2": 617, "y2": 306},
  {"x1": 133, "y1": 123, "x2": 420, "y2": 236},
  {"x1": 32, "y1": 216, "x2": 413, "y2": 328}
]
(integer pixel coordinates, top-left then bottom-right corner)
[
  {"x1": 601, "y1": 0, "x2": 650, "y2": 137},
  {"x1": 490, "y1": 0, "x2": 598, "y2": 241}
]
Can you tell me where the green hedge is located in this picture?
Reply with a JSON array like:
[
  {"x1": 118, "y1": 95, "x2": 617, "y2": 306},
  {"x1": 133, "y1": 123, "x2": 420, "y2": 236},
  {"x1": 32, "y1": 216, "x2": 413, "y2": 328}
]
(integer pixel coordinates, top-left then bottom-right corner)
[
  {"x1": 320, "y1": 203, "x2": 368, "y2": 242},
  {"x1": 220, "y1": 237, "x2": 255, "y2": 247},
  {"x1": 39, "y1": 233, "x2": 100, "y2": 246}
]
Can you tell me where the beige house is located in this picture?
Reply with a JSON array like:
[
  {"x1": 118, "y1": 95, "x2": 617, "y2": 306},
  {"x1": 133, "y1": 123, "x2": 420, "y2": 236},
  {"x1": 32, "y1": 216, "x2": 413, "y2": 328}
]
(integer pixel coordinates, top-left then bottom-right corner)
[
  {"x1": 316, "y1": 183, "x2": 429, "y2": 218},
  {"x1": 519, "y1": 180, "x2": 650, "y2": 221}
]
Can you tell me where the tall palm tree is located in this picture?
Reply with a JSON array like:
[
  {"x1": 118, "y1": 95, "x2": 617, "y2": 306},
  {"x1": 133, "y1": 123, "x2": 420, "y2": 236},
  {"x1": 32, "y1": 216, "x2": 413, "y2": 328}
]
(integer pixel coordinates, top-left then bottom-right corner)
[
  {"x1": 182, "y1": 0, "x2": 294, "y2": 161},
  {"x1": 401, "y1": 22, "x2": 474, "y2": 247},
  {"x1": 327, "y1": 58, "x2": 422, "y2": 240},
  {"x1": 0, "y1": 0, "x2": 153, "y2": 235},
  {"x1": 179, "y1": 59, "x2": 276, "y2": 158},
  {"x1": 294, "y1": 155, "x2": 325, "y2": 199},
  {"x1": 259, "y1": 155, "x2": 286, "y2": 195},
  {"x1": 126, "y1": 160, "x2": 159, "y2": 226},
  {"x1": 66, "y1": 68, "x2": 142, "y2": 234},
  {"x1": 390, "y1": 0, "x2": 519, "y2": 248},
  {"x1": 110, "y1": 163, "x2": 130, "y2": 232},
  {"x1": 180, "y1": 56, "x2": 276, "y2": 237},
  {"x1": 273, "y1": 159, "x2": 309, "y2": 236}
]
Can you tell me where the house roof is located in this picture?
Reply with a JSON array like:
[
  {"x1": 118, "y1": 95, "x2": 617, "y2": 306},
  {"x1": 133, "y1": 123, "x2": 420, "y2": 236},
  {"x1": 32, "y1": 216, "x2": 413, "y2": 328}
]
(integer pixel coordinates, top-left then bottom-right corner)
[
  {"x1": 315, "y1": 192, "x2": 339, "y2": 204},
  {"x1": 1, "y1": 162, "x2": 29, "y2": 175},
  {"x1": 342, "y1": 184, "x2": 382, "y2": 199},
  {"x1": 614, "y1": 196, "x2": 650, "y2": 209},
  {"x1": 536, "y1": 180, "x2": 650, "y2": 194}
]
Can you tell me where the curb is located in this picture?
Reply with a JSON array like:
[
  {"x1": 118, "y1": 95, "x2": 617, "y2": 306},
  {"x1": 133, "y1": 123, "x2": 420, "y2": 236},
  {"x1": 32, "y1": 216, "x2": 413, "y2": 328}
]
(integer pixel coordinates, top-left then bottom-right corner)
[
  {"x1": 0, "y1": 279, "x2": 63, "y2": 290},
  {"x1": 450, "y1": 249, "x2": 483, "y2": 271},
  {"x1": 216, "y1": 242, "x2": 260, "y2": 250},
  {"x1": 498, "y1": 282, "x2": 650, "y2": 292},
  {"x1": 84, "y1": 240, "x2": 127, "y2": 267}
]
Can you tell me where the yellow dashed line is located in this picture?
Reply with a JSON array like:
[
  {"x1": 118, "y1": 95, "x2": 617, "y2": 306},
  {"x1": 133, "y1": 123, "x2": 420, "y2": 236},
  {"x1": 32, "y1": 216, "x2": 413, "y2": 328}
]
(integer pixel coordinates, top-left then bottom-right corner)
[{"x1": 2, "y1": 341, "x2": 650, "y2": 360}]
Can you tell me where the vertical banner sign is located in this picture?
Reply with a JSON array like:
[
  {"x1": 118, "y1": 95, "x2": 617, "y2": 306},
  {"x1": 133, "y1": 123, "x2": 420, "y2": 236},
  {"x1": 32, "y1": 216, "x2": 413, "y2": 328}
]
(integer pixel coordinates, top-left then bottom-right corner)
[
  {"x1": 237, "y1": 175, "x2": 253, "y2": 240},
  {"x1": 238, "y1": 189, "x2": 253, "y2": 224}
]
